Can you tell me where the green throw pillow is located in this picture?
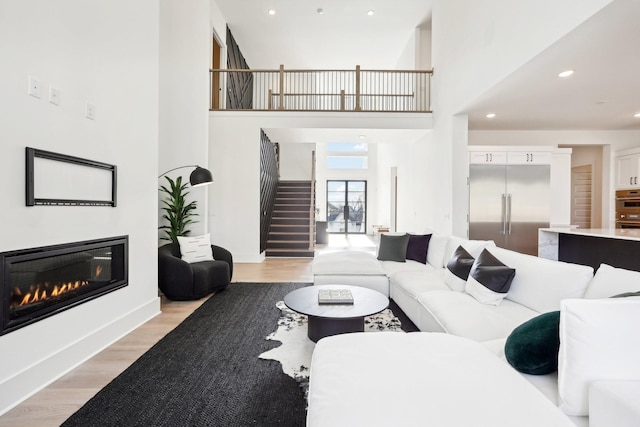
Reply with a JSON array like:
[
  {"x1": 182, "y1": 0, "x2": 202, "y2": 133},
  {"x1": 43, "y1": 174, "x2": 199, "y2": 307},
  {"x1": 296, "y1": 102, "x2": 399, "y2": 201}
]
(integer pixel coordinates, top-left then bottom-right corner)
[
  {"x1": 377, "y1": 233, "x2": 410, "y2": 262},
  {"x1": 504, "y1": 311, "x2": 560, "y2": 375}
]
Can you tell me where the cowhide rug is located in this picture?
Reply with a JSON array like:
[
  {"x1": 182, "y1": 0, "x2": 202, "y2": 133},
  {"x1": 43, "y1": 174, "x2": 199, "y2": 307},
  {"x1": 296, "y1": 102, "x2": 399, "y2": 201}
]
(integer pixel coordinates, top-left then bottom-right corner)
[{"x1": 259, "y1": 300, "x2": 404, "y2": 397}]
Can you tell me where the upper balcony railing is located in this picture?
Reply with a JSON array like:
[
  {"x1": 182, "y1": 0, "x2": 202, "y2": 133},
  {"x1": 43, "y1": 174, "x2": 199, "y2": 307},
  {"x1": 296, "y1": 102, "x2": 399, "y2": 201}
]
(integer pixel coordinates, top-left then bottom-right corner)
[{"x1": 210, "y1": 65, "x2": 432, "y2": 113}]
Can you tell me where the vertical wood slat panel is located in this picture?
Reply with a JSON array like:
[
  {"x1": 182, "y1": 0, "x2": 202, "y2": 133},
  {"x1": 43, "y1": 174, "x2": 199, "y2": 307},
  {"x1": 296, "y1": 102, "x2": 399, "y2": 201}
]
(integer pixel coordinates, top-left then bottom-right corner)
[
  {"x1": 226, "y1": 26, "x2": 253, "y2": 110},
  {"x1": 260, "y1": 131, "x2": 279, "y2": 253}
]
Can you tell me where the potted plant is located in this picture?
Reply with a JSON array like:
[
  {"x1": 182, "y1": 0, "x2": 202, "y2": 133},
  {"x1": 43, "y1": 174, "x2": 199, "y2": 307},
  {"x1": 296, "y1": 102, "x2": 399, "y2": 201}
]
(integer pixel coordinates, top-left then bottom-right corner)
[{"x1": 159, "y1": 176, "x2": 198, "y2": 243}]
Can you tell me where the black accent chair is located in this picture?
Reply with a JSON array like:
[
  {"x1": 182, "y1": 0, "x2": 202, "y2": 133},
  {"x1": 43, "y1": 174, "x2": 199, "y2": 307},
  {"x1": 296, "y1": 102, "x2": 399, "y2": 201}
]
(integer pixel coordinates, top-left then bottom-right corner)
[{"x1": 158, "y1": 243, "x2": 233, "y2": 300}]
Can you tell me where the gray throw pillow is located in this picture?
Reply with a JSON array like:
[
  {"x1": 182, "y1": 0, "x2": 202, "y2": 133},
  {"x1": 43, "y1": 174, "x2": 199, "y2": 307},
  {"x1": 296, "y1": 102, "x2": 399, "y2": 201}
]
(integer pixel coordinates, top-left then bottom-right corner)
[{"x1": 377, "y1": 233, "x2": 410, "y2": 262}]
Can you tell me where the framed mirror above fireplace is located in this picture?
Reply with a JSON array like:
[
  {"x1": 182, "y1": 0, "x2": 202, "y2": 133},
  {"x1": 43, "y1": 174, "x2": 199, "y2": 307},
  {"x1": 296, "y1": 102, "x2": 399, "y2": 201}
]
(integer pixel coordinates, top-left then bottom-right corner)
[
  {"x1": 25, "y1": 147, "x2": 117, "y2": 207},
  {"x1": 0, "y1": 236, "x2": 128, "y2": 335}
]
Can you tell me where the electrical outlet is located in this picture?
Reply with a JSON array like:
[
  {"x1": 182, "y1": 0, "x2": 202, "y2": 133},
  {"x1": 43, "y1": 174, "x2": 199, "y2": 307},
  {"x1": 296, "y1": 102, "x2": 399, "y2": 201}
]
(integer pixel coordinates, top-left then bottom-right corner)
[
  {"x1": 28, "y1": 76, "x2": 41, "y2": 99},
  {"x1": 49, "y1": 86, "x2": 60, "y2": 106},
  {"x1": 85, "y1": 102, "x2": 95, "y2": 120}
]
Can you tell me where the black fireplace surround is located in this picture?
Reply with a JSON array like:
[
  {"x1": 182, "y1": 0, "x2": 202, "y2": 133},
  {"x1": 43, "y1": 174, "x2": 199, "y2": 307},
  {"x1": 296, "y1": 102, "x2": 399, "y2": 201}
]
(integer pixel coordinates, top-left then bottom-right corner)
[{"x1": 0, "y1": 236, "x2": 128, "y2": 335}]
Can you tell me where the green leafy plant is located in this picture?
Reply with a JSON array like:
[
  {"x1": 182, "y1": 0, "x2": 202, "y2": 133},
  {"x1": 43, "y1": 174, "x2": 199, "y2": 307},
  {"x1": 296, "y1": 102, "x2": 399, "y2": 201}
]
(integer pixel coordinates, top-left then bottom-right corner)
[{"x1": 159, "y1": 176, "x2": 198, "y2": 243}]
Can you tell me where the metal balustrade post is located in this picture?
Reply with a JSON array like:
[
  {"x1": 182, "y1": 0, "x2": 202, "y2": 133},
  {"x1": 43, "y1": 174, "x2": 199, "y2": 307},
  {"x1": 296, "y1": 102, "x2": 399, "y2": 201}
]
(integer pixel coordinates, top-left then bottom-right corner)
[
  {"x1": 279, "y1": 64, "x2": 285, "y2": 110},
  {"x1": 340, "y1": 90, "x2": 345, "y2": 111},
  {"x1": 355, "y1": 65, "x2": 361, "y2": 111}
]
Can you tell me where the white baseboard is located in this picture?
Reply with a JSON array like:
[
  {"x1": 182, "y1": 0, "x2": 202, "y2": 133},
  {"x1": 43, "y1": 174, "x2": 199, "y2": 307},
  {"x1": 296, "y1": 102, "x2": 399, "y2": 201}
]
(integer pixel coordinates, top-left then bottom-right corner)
[
  {"x1": 234, "y1": 251, "x2": 266, "y2": 263},
  {"x1": 0, "y1": 297, "x2": 161, "y2": 415}
]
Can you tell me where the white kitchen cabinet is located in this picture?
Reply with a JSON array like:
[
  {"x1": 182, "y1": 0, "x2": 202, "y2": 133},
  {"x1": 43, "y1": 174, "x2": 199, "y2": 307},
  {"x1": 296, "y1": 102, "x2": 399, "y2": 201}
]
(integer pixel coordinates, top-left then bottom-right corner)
[
  {"x1": 469, "y1": 148, "x2": 553, "y2": 165},
  {"x1": 469, "y1": 151, "x2": 508, "y2": 164},
  {"x1": 616, "y1": 153, "x2": 640, "y2": 189},
  {"x1": 507, "y1": 151, "x2": 553, "y2": 165}
]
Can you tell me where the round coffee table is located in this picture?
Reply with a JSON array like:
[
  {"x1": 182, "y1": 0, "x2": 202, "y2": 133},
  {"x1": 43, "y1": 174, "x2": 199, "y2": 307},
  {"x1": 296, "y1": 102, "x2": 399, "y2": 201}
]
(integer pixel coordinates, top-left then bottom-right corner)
[{"x1": 284, "y1": 285, "x2": 389, "y2": 342}]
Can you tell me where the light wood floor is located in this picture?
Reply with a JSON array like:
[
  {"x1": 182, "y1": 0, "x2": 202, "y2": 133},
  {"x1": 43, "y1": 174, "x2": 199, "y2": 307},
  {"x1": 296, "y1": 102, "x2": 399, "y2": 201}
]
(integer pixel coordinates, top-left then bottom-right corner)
[{"x1": 0, "y1": 258, "x2": 314, "y2": 427}]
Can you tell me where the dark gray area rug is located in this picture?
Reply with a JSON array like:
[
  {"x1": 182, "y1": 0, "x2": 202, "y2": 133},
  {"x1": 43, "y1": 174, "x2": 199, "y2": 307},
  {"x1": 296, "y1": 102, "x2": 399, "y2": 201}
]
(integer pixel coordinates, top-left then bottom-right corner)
[{"x1": 63, "y1": 282, "x2": 310, "y2": 427}]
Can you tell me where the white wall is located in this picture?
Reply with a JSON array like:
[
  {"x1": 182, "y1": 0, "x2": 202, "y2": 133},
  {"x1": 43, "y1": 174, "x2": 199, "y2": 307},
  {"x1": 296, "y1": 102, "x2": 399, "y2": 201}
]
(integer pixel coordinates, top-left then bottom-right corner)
[
  {"x1": 376, "y1": 133, "x2": 437, "y2": 234},
  {"x1": 209, "y1": 112, "x2": 429, "y2": 261},
  {"x1": 0, "y1": 0, "x2": 160, "y2": 413},
  {"x1": 278, "y1": 143, "x2": 315, "y2": 181},
  {"x1": 430, "y1": 0, "x2": 614, "y2": 235},
  {"x1": 395, "y1": 25, "x2": 432, "y2": 71},
  {"x1": 159, "y1": 0, "x2": 212, "y2": 240}
]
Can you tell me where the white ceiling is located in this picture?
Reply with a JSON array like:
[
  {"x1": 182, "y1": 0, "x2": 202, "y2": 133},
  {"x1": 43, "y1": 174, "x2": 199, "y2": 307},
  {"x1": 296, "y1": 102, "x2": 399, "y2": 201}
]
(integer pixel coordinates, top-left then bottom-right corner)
[
  {"x1": 214, "y1": 0, "x2": 640, "y2": 140},
  {"x1": 215, "y1": 0, "x2": 432, "y2": 69},
  {"x1": 466, "y1": 0, "x2": 640, "y2": 131}
]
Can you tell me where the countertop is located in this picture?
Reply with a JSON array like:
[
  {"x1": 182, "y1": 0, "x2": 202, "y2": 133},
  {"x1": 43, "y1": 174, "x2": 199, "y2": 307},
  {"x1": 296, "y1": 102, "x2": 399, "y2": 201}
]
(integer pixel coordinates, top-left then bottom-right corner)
[{"x1": 539, "y1": 227, "x2": 640, "y2": 242}]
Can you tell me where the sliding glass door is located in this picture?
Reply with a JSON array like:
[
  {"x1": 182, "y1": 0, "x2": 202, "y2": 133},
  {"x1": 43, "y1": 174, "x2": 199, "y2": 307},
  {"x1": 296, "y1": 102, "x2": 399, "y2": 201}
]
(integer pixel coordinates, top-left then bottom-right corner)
[{"x1": 327, "y1": 180, "x2": 367, "y2": 234}]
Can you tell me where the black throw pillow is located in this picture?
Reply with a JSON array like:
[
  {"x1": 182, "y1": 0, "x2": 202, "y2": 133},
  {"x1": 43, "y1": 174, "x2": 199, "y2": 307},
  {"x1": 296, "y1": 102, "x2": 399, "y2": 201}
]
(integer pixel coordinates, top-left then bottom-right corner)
[
  {"x1": 465, "y1": 249, "x2": 515, "y2": 305},
  {"x1": 504, "y1": 311, "x2": 560, "y2": 375},
  {"x1": 405, "y1": 234, "x2": 432, "y2": 264},
  {"x1": 444, "y1": 246, "x2": 475, "y2": 291},
  {"x1": 377, "y1": 233, "x2": 410, "y2": 262}
]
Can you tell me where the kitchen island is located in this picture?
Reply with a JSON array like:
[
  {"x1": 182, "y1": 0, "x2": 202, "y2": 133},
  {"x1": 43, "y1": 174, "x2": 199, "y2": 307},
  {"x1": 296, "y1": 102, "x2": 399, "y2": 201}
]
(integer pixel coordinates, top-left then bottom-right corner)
[{"x1": 539, "y1": 227, "x2": 640, "y2": 272}]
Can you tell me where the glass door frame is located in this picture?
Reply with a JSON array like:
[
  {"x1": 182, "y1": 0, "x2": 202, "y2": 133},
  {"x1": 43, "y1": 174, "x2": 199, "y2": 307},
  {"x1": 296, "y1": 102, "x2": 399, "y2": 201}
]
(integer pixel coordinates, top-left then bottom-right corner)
[{"x1": 326, "y1": 180, "x2": 367, "y2": 234}]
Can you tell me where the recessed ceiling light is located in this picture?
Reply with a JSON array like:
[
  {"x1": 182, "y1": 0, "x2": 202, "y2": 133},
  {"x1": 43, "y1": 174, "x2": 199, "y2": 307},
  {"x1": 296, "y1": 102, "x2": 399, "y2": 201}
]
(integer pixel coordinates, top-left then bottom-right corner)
[
  {"x1": 558, "y1": 70, "x2": 574, "y2": 78},
  {"x1": 634, "y1": 112, "x2": 640, "y2": 118},
  {"x1": 268, "y1": 9, "x2": 276, "y2": 15},
  {"x1": 486, "y1": 113, "x2": 496, "y2": 119},
  {"x1": 317, "y1": 8, "x2": 324, "y2": 14},
  {"x1": 359, "y1": 135, "x2": 366, "y2": 139},
  {"x1": 367, "y1": 10, "x2": 375, "y2": 16}
]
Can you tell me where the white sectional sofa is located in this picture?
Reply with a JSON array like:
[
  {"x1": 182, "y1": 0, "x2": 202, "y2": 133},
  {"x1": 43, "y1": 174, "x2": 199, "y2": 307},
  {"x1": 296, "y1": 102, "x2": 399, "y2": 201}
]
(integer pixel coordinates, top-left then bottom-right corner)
[{"x1": 308, "y1": 233, "x2": 640, "y2": 426}]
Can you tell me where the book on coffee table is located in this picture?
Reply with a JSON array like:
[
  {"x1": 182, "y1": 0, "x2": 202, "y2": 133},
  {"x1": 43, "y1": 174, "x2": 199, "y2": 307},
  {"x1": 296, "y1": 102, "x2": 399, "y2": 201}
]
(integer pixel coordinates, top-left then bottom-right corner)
[{"x1": 318, "y1": 288, "x2": 354, "y2": 305}]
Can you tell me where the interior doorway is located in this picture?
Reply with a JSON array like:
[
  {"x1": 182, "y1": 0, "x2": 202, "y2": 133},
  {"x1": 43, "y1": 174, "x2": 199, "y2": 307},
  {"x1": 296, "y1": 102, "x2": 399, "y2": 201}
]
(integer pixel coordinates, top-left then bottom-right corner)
[
  {"x1": 571, "y1": 164, "x2": 593, "y2": 229},
  {"x1": 326, "y1": 180, "x2": 367, "y2": 234},
  {"x1": 211, "y1": 35, "x2": 222, "y2": 110}
]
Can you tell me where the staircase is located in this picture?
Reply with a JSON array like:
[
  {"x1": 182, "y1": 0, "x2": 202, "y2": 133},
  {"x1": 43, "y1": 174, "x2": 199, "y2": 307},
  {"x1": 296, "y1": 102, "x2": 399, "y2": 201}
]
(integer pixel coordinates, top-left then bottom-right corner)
[{"x1": 266, "y1": 181, "x2": 315, "y2": 257}]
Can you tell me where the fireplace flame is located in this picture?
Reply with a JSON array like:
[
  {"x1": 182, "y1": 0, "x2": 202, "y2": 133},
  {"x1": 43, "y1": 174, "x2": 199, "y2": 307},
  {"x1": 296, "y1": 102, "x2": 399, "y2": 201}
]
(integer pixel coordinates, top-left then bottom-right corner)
[{"x1": 13, "y1": 280, "x2": 89, "y2": 308}]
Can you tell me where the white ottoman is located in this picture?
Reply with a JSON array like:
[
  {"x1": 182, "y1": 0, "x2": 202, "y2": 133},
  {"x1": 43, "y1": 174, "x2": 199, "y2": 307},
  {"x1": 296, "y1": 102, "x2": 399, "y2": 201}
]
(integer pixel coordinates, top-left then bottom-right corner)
[{"x1": 312, "y1": 251, "x2": 389, "y2": 296}]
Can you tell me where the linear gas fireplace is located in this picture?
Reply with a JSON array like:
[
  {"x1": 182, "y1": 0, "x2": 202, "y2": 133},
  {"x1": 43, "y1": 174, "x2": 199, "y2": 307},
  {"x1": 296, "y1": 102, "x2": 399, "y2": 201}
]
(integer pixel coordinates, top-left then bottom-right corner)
[{"x1": 0, "y1": 236, "x2": 128, "y2": 335}]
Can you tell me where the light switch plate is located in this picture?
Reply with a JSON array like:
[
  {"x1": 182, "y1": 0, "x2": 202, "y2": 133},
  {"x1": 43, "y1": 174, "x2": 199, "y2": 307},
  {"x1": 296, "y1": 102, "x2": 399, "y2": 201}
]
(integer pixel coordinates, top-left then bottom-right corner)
[
  {"x1": 85, "y1": 102, "x2": 95, "y2": 120},
  {"x1": 49, "y1": 86, "x2": 60, "y2": 105},
  {"x1": 28, "y1": 76, "x2": 41, "y2": 99}
]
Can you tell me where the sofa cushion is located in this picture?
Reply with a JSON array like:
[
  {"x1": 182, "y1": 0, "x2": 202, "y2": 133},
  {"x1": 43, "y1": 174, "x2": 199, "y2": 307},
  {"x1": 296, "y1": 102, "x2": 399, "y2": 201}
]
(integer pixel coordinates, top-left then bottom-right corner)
[
  {"x1": 558, "y1": 298, "x2": 640, "y2": 416},
  {"x1": 443, "y1": 236, "x2": 494, "y2": 266},
  {"x1": 487, "y1": 246, "x2": 593, "y2": 313},
  {"x1": 417, "y1": 291, "x2": 539, "y2": 341},
  {"x1": 405, "y1": 233, "x2": 431, "y2": 264},
  {"x1": 177, "y1": 234, "x2": 214, "y2": 263},
  {"x1": 583, "y1": 263, "x2": 640, "y2": 299},
  {"x1": 426, "y1": 233, "x2": 449, "y2": 268},
  {"x1": 505, "y1": 311, "x2": 560, "y2": 375},
  {"x1": 589, "y1": 380, "x2": 640, "y2": 427},
  {"x1": 444, "y1": 246, "x2": 475, "y2": 292},
  {"x1": 465, "y1": 249, "x2": 515, "y2": 305},
  {"x1": 389, "y1": 268, "x2": 448, "y2": 298},
  {"x1": 312, "y1": 251, "x2": 385, "y2": 275},
  {"x1": 307, "y1": 332, "x2": 575, "y2": 427},
  {"x1": 377, "y1": 233, "x2": 409, "y2": 262},
  {"x1": 381, "y1": 259, "x2": 435, "y2": 277}
]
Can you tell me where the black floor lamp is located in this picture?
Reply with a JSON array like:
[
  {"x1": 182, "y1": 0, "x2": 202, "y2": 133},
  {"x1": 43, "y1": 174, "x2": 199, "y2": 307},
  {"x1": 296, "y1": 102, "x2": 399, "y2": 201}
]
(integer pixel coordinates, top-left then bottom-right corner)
[{"x1": 158, "y1": 165, "x2": 213, "y2": 187}]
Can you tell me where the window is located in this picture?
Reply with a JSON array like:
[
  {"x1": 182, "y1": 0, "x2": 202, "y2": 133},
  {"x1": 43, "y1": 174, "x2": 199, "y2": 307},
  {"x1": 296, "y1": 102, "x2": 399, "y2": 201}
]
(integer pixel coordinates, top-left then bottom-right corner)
[
  {"x1": 325, "y1": 142, "x2": 369, "y2": 169},
  {"x1": 326, "y1": 142, "x2": 368, "y2": 152},
  {"x1": 326, "y1": 156, "x2": 368, "y2": 169}
]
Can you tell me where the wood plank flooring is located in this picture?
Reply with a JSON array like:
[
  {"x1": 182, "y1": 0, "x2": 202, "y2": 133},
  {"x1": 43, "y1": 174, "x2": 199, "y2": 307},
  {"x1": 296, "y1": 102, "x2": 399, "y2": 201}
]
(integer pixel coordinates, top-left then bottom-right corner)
[{"x1": 0, "y1": 258, "x2": 314, "y2": 427}]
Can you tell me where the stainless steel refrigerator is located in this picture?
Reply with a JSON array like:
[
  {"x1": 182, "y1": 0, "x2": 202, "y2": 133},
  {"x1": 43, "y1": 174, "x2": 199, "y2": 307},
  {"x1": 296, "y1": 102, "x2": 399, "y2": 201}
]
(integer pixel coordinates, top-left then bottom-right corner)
[{"x1": 469, "y1": 165, "x2": 550, "y2": 256}]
